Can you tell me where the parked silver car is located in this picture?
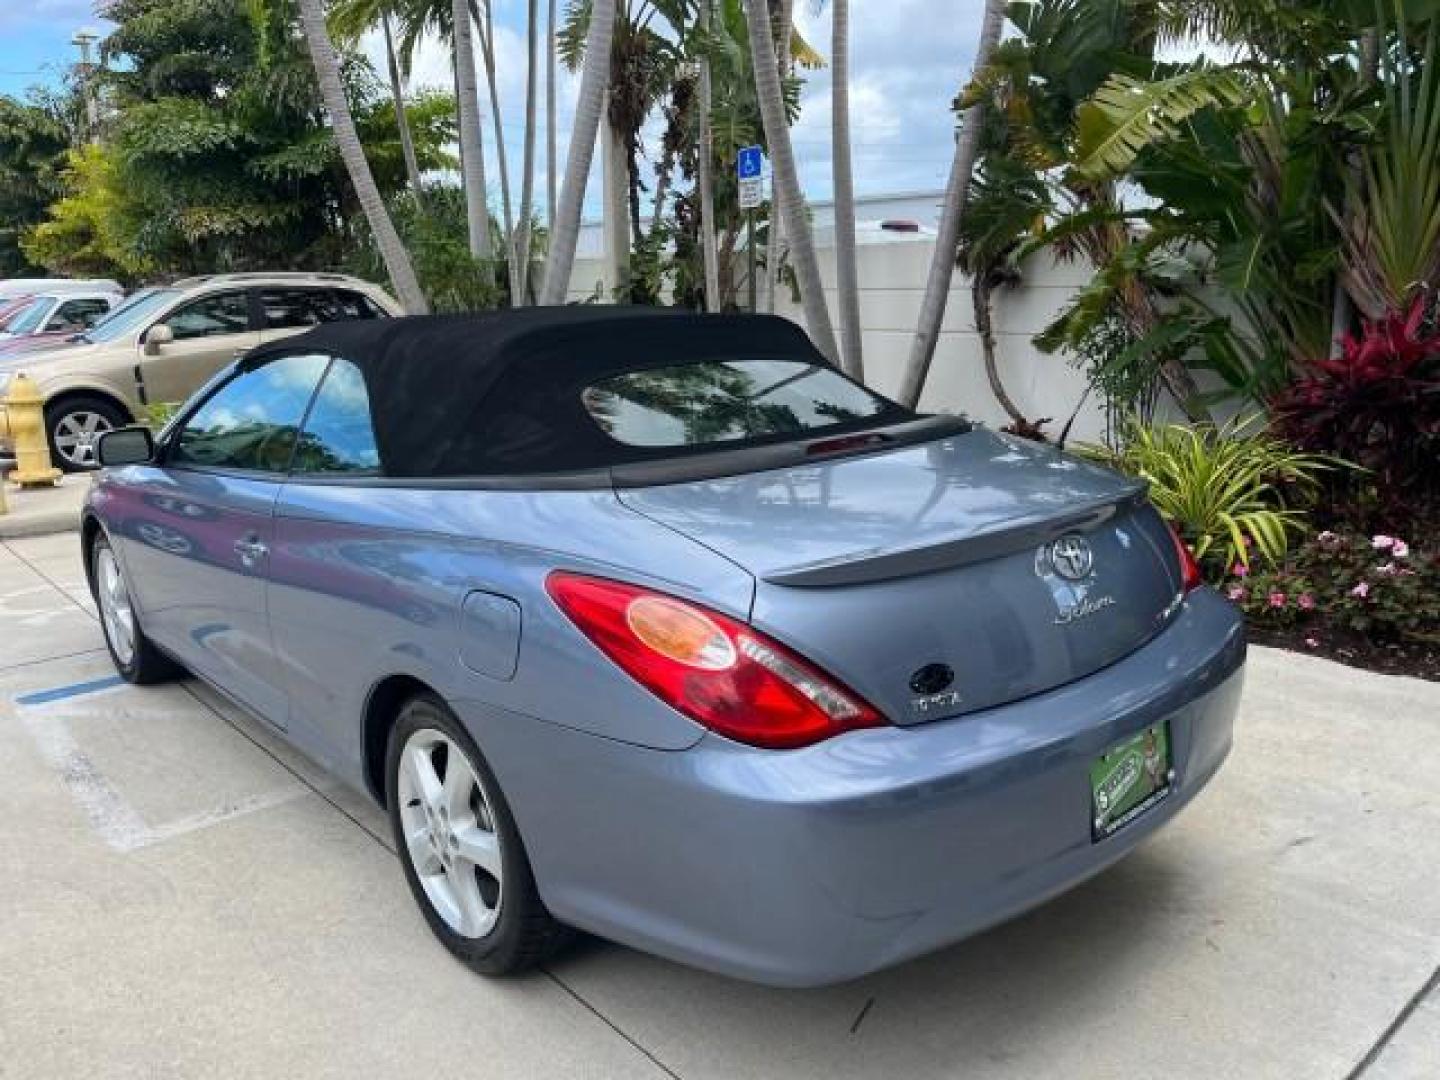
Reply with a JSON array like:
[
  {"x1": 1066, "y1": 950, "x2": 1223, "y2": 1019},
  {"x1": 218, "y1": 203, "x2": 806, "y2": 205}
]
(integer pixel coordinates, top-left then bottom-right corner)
[{"x1": 83, "y1": 308, "x2": 1246, "y2": 986}]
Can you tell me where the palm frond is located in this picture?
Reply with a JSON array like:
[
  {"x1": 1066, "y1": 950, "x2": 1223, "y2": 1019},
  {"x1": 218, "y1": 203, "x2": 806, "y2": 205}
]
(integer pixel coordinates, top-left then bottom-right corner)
[{"x1": 1072, "y1": 69, "x2": 1251, "y2": 180}]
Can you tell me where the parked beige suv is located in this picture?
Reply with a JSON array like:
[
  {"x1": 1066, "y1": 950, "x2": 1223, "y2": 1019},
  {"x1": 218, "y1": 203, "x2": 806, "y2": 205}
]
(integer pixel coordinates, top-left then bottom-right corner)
[{"x1": 0, "y1": 272, "x2": 402, "y2": 470}]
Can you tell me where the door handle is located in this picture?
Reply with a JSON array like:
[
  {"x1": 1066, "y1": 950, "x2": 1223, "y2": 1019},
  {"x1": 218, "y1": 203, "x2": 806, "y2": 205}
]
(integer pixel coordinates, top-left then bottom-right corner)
[{"x1": 234, "y1": 537, "x2": 269, "y2": 566}]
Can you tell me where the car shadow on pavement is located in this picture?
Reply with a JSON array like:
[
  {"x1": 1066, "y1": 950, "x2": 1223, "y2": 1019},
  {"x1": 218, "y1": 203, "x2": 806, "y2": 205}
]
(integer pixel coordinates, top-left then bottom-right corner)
[{"x1": 544, "y1": 840, "x2": 1193, "y2": 1064}]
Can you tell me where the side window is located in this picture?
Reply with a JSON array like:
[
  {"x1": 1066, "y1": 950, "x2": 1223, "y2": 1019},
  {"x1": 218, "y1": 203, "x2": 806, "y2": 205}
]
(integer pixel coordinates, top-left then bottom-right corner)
[
  {"x1": 261, "y1": 287, "x2": 386, "y2": 328},
  {"x1": 171, "y1": 354, "x2": 330, "y2": 472},
  {"x1": 260, "y1": 287, "x2": 333, "y2": 329},
  {"x1": 47, "y1": 298, "x2": 111, "y2": 331},
  {"x1": 332, "y1": 290, "x2": 388, "y2": 319},
  {"x1": 292, "y1": 358, "x2": 381, "y2": 474},
  {"x1": 165, "y1": 291, "x2": 250, "y2": 341}
]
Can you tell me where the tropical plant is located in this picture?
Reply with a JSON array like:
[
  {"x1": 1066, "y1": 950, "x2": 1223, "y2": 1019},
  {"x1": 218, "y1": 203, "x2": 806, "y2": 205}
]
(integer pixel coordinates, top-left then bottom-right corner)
[
  {"x1": 696, "y1": 0, "x2": 721, "y2": 311},
  {"x1": 346, "y1": 187, "x2": 516, "y2": 310},
  {"x1": 297, "y1": 0, "x2": 428, "y2": 312},
  {"x1": 1076, "y1": 417, "x2": 1337, "y2": 578},
  {"x1": 0, "y1": 93, "x2": 73, "y2": 277},
  {"x1": 760, "y1": 0, "x2": 795, "y2": 314},
  {"x1": 742, "y1": 0, "x2": 836, "y2": 363},
  {"x1": 898, "y1": 0, "x2": 1005, "y2": 406},
  {"x1": 451, "y1": 0, "x2": 492, "y2": 262},
  {"x1": 514, "y1": 0, "x2": 541, "y2": 303},
  {"x1": 541, "y1": 0, "x2": 617, "y2": 303},
  {"x1": 1337, "y1": 16, "x2": 1440, "y2": 319},
  {"x1": 21, "y1": 144, "x2": 146, "y2": 279},
  {"x1": 328, "y1": 0, "x2": 426, "y2": 197},
  {"x1": 1271, "y1": 299, "x2": 1440, "y2": 513},
  {"x1": 951, "y1": 103, "x2": 1054, "y2": 428},
  {"x1": 830, "y1": 0, "x2": 861, "y2": 377}
]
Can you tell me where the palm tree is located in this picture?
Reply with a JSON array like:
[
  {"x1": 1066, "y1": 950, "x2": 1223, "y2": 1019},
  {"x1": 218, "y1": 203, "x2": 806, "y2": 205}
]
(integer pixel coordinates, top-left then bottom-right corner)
[
  {"x1": 451, "y1": 0, "x2": 492, "y2": 259},
  {"x1": 547, "y1": 0, "x2": 558, "y2": 228},
  {"x1": 514, "y1": 0, "x2": 541, "y2": 304},
  {"x1": 328, "y1": 0, "x2": 425, "y2": 198},
  {"x1": 540, "y1": 0, "x2": 618, "y2": 303},
  {"x1": 898, "y1": 0, "x2": 1005, "y2": 407},
  {"x1": 742, "y1": 0, "x2": 837, "y2": 363},
  {"x1": 381, "y1": 11, "x2": 426, "y2": 197},
  {"x1": 830, "y1": 0, "x2": 861, "y2": 379},
  {"x1": 470, "y1": 0, "x2": 515, "y2": 239},
  {"x1": 697, "y1": 0, "x2": 721, "y2": 310},
  {"x1": 761, "y1": 0, "x2": 795, "y2": 314},
  {"x1": 297, "y1": 0, "x2": 429, "y2": 313},
  {"x1": 560, "y1": 1, "x2": 691, "y2": 298}
]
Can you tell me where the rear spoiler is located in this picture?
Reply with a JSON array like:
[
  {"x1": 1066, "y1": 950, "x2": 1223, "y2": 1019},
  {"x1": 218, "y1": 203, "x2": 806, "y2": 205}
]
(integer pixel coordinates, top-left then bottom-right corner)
[{"x1": 762, "y1": 483, "x2": 1149, "y2": 588}]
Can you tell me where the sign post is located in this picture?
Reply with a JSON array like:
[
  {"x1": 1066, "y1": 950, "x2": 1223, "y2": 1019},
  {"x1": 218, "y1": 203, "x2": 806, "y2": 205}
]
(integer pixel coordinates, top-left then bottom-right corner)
[{"x1": 737, "y1": 145, "x2": 765, "y2": 312}]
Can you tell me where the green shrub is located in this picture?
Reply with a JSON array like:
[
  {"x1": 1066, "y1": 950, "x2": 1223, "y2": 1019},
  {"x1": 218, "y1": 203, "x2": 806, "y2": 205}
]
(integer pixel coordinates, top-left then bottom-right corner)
[
  {"x1": 1075, "y1": 417, "x2": 1337, "y2": 578},
  {"x1": 145, "y1": 402, "x2": 180, "y2": 430}
]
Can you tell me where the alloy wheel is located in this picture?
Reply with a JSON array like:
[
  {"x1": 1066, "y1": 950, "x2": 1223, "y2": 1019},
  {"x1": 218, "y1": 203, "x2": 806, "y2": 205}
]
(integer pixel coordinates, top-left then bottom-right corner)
[
  {"x1": 397, "y1": 727, "x2": 505, "y2": 939},
  {"x1": 96, "y1": 546, "x2": 135, "y2": 667},
  {"x1": 53, "y1": 411, "x2": 115, "y2": 468}
]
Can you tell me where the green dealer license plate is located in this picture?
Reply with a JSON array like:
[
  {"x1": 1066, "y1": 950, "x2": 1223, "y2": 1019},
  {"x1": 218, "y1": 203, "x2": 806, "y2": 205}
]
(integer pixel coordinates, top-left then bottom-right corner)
[{"x1": 1090, "y1": 722, "x2": 1173, "y2": 841}]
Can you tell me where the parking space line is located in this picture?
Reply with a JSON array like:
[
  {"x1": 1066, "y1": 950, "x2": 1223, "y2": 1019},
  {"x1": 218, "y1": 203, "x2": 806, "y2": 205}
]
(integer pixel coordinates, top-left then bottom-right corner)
[
  {"x1": 4, "y1": 540, "x2": 683, "y2": 1078},
  {"x1": 15, "y1": 695, "x2": 311, "y2": 853},
  {"x1": 16, "y1": 674, "x2": 125, "y2": 706}
]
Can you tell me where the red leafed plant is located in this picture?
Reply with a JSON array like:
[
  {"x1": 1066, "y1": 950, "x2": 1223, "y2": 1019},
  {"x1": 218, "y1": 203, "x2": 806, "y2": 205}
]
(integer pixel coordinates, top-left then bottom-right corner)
[{"x1": 1272, "y1": 299, "x2": 1440, "y2": 509}]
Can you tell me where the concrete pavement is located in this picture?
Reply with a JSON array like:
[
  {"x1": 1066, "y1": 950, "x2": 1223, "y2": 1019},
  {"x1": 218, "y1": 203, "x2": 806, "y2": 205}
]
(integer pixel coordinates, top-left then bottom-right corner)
[{"x1": 1, "y1": 530, "x2": 1438, "y2": 1079}]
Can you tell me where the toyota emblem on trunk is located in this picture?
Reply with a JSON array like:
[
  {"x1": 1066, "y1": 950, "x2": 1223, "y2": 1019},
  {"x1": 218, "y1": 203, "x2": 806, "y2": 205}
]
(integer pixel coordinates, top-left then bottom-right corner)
[{"x1": 1048, "y1": 534, "x2": 1094, "y2": 581}]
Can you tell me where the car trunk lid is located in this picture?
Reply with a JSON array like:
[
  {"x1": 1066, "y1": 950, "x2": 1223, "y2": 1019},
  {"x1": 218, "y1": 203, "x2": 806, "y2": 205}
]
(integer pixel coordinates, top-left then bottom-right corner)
[{"x1": 617, "y1": 428, "x2": 1187, "y2": 724}]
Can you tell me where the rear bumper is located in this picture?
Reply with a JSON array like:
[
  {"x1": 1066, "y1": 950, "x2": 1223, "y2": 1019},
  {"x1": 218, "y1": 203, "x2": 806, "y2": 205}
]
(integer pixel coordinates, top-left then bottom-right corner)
[{"x1": 463, "y1": 588, "x2": 1246, "y2": 987}]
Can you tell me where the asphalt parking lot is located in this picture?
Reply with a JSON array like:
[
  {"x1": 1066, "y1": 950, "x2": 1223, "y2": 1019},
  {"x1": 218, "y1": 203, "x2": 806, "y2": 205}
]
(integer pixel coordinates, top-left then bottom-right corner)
[{"x1": 2, "y1": 529, "x2": 1438, "y2": 1080}]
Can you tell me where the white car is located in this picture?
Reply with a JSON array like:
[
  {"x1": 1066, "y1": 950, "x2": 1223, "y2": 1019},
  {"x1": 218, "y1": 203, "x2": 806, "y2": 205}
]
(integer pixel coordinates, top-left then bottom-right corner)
[
  {"x1": 0, "y1": 278, "x2": 123, "y2": 304},
  {"x1": 0, "y1": 291, "x2": 121, "y2": 341}
]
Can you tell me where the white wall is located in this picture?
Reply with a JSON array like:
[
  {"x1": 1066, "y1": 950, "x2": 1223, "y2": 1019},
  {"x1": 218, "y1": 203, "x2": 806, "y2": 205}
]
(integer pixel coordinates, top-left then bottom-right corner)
[{"x1": 568, "y1": 237, "x2": 1109, "y2": 443}]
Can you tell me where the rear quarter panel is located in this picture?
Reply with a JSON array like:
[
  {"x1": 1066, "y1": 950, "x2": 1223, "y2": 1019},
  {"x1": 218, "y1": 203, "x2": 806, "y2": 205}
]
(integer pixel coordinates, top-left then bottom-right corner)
[{"x1": 265, "y1": 483, "x2": 756, "y2": 790}]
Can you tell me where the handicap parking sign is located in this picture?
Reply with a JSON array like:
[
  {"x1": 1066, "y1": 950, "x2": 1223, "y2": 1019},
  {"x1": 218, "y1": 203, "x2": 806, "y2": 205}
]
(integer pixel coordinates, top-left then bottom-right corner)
[{"x1": 737, "y1": 145, "x2": 764, "y2": 180}]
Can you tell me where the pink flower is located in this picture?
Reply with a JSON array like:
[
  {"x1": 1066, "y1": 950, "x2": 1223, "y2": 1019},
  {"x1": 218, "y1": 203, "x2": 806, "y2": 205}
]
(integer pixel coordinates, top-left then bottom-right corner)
[
  {"x1": 1376, "y1": 562, "x2": 1398, "y2": 577},
  {"x1": 1317, "y1": 530, "x2": 1338, "y2": 545},
  {"x1": 1350, "y1": 581, "x2": 1370, "y2": 599},
  {"x1": 1226, "y1": 586, "x2": 1246, "y2": 602},
  {"x1": 1372, "y1": 535, "x2": 1396, "y2": 551},
  {"x1": 1268, "y1": 592, "x2": 1287, "y2": 608},
  {"x1": 1298, "y1": 593, "x2": 1316, "y2": 611},
  {"x1": 1392, "y1": 540, "x2": 1410, "y2": 558},
  {"x1": 1231, "y1": 562, "x2": 1249, "y2": 578}
]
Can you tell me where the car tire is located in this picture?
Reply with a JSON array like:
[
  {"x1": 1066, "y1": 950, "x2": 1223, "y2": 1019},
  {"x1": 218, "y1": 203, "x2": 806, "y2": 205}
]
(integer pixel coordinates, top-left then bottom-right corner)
[
  {"x1": 46, "y1": 395, "x2": 129, "y2": 472},
  {"x1": 386, "y1": 692, "x2": 571, "y2": 975},
  {"x1": 90, "y1": 533, "x2": 183, "y2": 685}
]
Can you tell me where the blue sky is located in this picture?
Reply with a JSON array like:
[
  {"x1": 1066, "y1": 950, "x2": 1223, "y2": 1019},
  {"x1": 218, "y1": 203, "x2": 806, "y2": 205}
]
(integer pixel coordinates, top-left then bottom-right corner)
[
  {"x1": 2, "y1": 0, "x2": 985, "y2": 213},
  {"x1": 0, "y1": 0, "x2": 105, "y2": 97}
]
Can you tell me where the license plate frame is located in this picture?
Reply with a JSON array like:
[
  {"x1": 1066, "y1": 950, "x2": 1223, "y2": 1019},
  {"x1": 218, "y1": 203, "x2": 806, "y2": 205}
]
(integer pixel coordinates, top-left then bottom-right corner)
[{"x1": 1090, "y1": 721, "x2": 1173, "y2": 841}]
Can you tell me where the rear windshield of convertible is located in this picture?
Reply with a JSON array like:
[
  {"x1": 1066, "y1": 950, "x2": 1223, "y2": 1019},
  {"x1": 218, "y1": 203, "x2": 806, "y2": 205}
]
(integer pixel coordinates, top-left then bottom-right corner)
[{"x1": 581, "y1": 359, "x2": 890, "y2": 448}]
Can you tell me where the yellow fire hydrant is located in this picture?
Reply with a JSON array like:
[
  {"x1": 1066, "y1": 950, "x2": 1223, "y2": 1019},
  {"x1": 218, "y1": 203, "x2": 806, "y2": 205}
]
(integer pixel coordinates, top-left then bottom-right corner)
[{"x1": 0, "y1": 373, "x2": 62, "y2": 488}]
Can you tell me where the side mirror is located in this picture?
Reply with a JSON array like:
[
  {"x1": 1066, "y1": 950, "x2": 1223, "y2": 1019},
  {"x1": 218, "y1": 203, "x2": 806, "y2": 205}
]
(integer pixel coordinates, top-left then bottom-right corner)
[
  {"x1": 96, "y1": 426, "x2": 155, "y2": 468},
  {"x1": 143, "y1": 323, "x2": 175, "y2": 356}
]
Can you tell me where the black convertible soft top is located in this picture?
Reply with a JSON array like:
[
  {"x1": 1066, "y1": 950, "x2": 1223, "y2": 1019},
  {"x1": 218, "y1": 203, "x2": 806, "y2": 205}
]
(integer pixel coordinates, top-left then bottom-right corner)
[{"x1": 245, "y1": 306, "x2": 915, "y2": 478}]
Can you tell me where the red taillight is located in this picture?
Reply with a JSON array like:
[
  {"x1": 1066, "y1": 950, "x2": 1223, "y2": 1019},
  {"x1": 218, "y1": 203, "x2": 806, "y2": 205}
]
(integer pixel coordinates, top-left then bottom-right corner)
[
  {"x1": 545, "y1": 572, "x2": 886, "y2": 749},
  {"x1": 1167, "y1": 523, "x2": 1203, "y2": 592}
]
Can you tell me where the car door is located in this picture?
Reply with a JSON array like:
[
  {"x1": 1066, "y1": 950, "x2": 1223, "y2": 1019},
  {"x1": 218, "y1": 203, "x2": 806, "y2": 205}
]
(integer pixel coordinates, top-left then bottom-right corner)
[
  {"x1": 111, "y1": 353, "x2": 331, "y2": 726},
  {"x1": 266, "y1": 354, "x2": 395, "y2": 759},
  {"x1": 139, "y1": 289, "x2": 260, "y2": 404}
]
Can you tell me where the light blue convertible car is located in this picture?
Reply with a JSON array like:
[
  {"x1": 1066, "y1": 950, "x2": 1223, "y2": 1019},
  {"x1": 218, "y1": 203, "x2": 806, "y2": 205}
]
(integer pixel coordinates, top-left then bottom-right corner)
[{"x1": 84, "y1": 308, "x2": 1245, "y2": 987}]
